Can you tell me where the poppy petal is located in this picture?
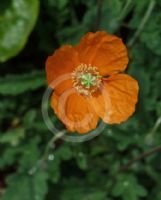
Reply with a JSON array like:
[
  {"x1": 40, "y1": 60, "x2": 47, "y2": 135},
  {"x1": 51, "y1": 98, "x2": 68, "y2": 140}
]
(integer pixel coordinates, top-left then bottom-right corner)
[
  {"x1": 46, "y1": 45, "x2": 79, "y2": 93},
  {"x1": 89, "y1": 74, "x2": 139, "y2": 124},
  {"x1": 75, "y1": 31, "x2": 128, "y2": 76},
  {"x1": 51, "y1": 89, "x2": 99, "y2": 133}
]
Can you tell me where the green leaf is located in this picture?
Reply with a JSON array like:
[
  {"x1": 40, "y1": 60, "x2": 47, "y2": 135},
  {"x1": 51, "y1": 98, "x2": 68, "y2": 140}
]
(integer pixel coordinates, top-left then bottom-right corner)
[
  {"x1": 0, "y1": 127, "x2": 25, "y2": 146},
  {"x1": 76, "y1": 152, "x2": 88, "y2": 170},
  {"x1": 156, "y1": 191, "x2": 161, "y2": 200},
  {"x1": 100, "y1": 0, "x2": 123, "y2": 32},
  {"x1": 48, "y1": 156, "x2": 61, "y2": 183},
  {"x1": 0, "y1": 146, "x2": 21, "y2": 169},
  {"x1": 140, "y1": 11, "x2": 161, "y2": 55},
  {"x1": 23, "y1": 109, "x2": 37, "y2": 128},
  {"x1": 156, "y1": 102, "x2": 161, "y2": 116},
  {"x1": 0, "y1": 0, "x2": 39, "y2": 62},
  {"x1": 19, "y1": 138, "x2": 40, "y2": 171},
  {"x1": 129, "y1": 1, "x2": 161, "y2": 55},
  {"x1": 112, "y1": 174, "x2": 147, "y2": 200},
  {"x1": 57, "y1": 24, "x2": 87, "y2": 45},
  {"x1": 60, "y1": 179, "x2": 107, "y2": 200},
  {"x1": 1, "y1": 171, "x2": 48, "y2": 200},
  {"x1": 57, "y1": 145, "x2": 73, "y2": 160},
  {"x1": 129, "y1": 0, "x2": 151, "y2": 28},
  {"x1": 0, "y1": 71, "x2": 45, "y2": 95},
  {"x1": 47, "y1": 145, "x2": 73, "y2": 183},
  {"x1": 83, "y1": 0, "x2": 123, "y2": 33}
]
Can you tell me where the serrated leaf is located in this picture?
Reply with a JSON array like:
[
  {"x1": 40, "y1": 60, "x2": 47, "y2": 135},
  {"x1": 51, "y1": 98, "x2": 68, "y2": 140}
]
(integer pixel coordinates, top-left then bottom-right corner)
[
  {"x1": 112, "y1": 174, "x2": 147, "y2": 200},
  {"x1": 0, "y1": 0, "x2": 39, "y2": 62},
  {"x1": 0, "y1": 146, "x2": 21, "y2": 169},
  {"x1": 19, "y1": 138, "x2": 40, "y2": 171},
  {"x1": 1, "y1": 171, "x2": 48, "y2": 200},
  {"x1": 0, "y1": 127, "x2": 25, "y2": 146},
  {"x1": 0, "y1": 71, "x2": 45, "y2": 95}
]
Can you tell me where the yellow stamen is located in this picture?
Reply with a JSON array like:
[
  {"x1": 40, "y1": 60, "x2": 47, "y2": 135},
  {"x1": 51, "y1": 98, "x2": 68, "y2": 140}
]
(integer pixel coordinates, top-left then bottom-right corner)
[{"x1": 71, "y1": 63, "x2": 102, "y2": 96}]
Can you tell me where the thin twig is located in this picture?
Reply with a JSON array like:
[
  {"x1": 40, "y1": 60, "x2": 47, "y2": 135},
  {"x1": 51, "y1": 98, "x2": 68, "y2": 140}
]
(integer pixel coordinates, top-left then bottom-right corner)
[
  {"x1": 127, "y1": 0, "x2": 156, "y2": 47},
  {"x1": 120, "y1": 145, "x2": 161, "y2": 171},
  {"x1": 120, "y1": 117, "x2": 161, "y2": 171}
]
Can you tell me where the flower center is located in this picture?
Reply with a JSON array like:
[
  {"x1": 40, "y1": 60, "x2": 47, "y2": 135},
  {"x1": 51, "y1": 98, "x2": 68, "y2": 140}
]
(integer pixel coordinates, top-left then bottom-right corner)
[{"x1": 71, "y1": 63, "x2": 102, "y2": 96}]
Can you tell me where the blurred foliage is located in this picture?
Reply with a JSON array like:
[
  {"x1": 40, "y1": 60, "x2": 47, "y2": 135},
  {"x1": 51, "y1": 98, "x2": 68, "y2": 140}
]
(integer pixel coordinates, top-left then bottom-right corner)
[
  {"x1": 0, "y1": 0, "x2": 39, "y2": 62},
  {"x1": 0, "y1": 0, "x2": 161, "y2": 200}
]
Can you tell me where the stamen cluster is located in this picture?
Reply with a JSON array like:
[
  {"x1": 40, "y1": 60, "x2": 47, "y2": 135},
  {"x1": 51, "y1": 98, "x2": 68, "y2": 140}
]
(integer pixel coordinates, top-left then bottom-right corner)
[{"x1": 72, "y1": 63, "x2": 102, "y2": 96}]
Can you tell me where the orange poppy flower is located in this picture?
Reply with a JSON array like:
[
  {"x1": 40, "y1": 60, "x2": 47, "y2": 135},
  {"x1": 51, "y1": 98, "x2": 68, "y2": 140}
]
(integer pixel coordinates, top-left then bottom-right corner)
[{"x1": 45, "y1": 31, "x2": 139, "y2": 134}]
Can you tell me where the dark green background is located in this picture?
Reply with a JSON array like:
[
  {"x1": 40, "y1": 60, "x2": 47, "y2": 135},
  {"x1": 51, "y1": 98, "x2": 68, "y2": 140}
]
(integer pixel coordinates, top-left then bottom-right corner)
[{"x1": 0, "y1": 0, "x2": 161, "y2": 200}]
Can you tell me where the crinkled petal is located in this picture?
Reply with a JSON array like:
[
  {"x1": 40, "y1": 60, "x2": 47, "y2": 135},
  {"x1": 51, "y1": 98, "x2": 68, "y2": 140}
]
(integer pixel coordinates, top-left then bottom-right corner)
[
  {"x1": 46, "y1": 45, "x2": 79, "y2": 93},
  {"x1": 89, "y1": 74, "x2": 139, "y2": 124},
  {"x1": 51, "y1": 89, "x2": 99, "y2": 133},
  {"x1": 75, "y1": 31, "x2": 129, "y2": 76}
]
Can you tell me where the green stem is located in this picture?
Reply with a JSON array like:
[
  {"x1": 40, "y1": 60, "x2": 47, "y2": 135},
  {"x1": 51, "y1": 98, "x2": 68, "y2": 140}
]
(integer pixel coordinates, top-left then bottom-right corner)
[
  {"x1": 128, "y1": 0, "x2": 156, "y2": 47},
  {"x1": 118, "y1": 0, "x2": 133, "y2": 20},
  {"x1": 28, "y1": 131, "x2": 66, "y2": 175},
  {"x1": 145, "y1": 117, "x2": 161, "y2": 144},
  {"x1": 150, "y1": 117, "x2": 161, "y2": 134},
  {"x1": 41, "y1": 131, "x2": 66, "y2": 162}
]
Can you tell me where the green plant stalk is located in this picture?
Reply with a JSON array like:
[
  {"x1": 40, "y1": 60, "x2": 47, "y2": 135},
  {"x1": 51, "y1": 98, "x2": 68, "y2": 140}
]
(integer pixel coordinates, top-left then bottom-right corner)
[
  {"x1": 118, "y1": 0, "x2": 133, "y2": 21},
  {"x1": 128, "y1": 0, "x2": 156, "y2": 47},
  {"x1": 41, "y1": 131, "x2": 66, "y2": 161},
  {"x1": 145, "y1": 117, "x2": 161, "y2": 144},
  {"x1": 28, "y1": 131, "x2": 66, "y2": 175}
]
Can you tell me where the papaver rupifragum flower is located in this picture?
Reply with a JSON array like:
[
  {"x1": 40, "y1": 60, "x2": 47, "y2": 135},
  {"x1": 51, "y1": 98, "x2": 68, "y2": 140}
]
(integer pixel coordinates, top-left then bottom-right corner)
[{"x1": 45, "y1": 31, "x2": 139, "y2": 134}]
